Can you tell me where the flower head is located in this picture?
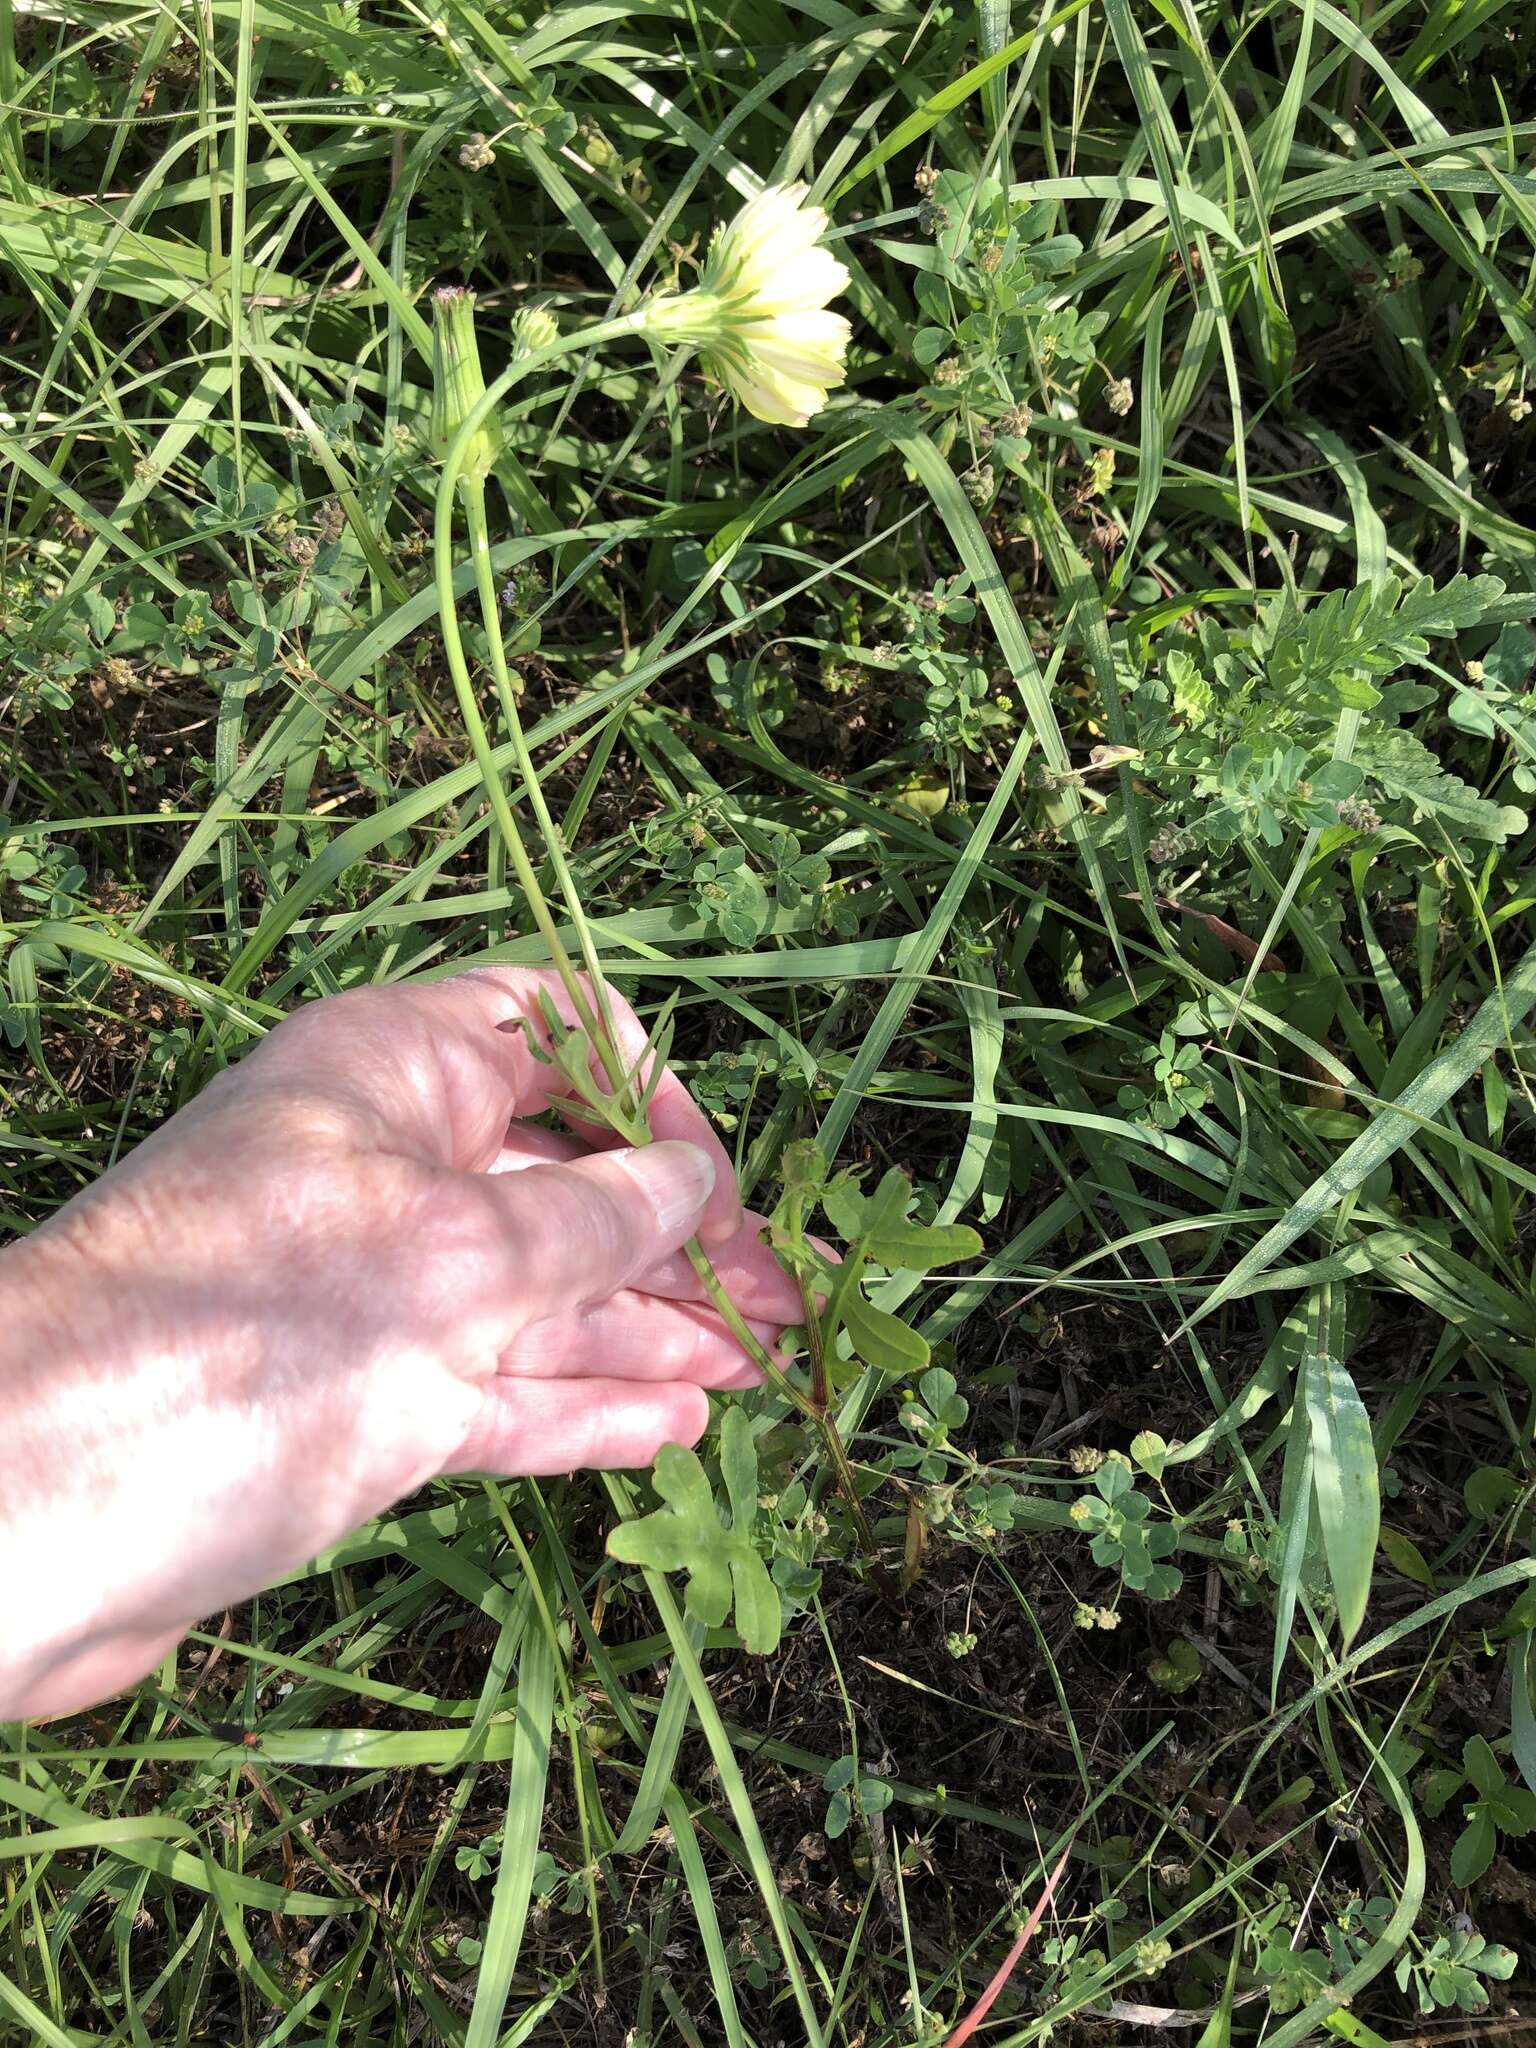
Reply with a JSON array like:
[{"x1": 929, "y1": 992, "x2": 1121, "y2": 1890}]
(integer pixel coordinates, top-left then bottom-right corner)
[
  {"x1": 1106, "y1": 375, "x2": 1135, "y2": 417},
  {"x1": 643, "y1": 183, "x2": 852, "y2": 427}
]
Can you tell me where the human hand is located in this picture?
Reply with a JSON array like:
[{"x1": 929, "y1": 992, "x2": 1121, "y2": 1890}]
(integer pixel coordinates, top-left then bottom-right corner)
[{"x1": 0, "y1": 969, "x2": 798, "y2": 1720}]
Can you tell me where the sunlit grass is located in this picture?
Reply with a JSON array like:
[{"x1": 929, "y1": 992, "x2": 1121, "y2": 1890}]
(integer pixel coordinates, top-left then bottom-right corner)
[{"x1": 2, "y1": 0, "x2": 1535, "y2": 2041}]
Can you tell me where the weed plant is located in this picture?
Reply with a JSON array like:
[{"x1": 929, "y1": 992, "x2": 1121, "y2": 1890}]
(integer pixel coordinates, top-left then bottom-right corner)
[{"x1": 2, "y1": 0, "x2": 1535, "y2": 2041}]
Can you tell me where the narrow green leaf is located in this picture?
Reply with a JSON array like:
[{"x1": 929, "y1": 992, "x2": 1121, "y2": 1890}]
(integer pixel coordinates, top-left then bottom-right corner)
[
  {"x1": 602, "y1": 1479, "x2": 826, "y2": 2044},
  {"x1": 1303, "y1": 1352, "x2": 1380, "y2": 1646},
  {"x1": 465, "y1": 1585, "x2": 554, "y2": 2048},
  {"x1": 1378, "y1": 1528, "x2": 1436, "y2": 1590},
  {"x1": 1183, "y1": 936, "x2": 1536, "y2": 1332},
  {"x1": 834, "y1": 0, "x2": 1092, "y2": 197},
  {"x1": 663, "y1": 1789, "x2": 749, "y2": 2048},
  {"x1": 1271, "y1": 1387, "x2": 1314, "y2": 1706},
  {"x1": 864, "y1": 1221, "x2": 983, "y2": 1272},
  {"x1": 1510, "y1": 1632, "x2": 1536, "y2": 1797}
]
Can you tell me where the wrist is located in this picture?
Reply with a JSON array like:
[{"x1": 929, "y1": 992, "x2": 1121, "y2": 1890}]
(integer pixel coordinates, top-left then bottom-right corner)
[
  {"x1": 0, "y1": 1225, "x2": 180, "y2": 1719},
  {"x1": 0, "y1": 1221, "x2": 101, "y2": 1443},
  {"x1": 0, "y1": 1213, "x2": 138, "y2": 1472}
]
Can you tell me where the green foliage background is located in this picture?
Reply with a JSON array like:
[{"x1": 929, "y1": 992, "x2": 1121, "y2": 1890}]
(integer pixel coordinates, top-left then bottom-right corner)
[{"x1": 2, "y1": 0, "x2": 1535, "y2": 2040}]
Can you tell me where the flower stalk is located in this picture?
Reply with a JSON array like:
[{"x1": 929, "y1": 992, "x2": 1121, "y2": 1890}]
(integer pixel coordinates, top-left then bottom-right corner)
[{"x1": 430, "y1": 230, "x2": 885, "y2": 1587}]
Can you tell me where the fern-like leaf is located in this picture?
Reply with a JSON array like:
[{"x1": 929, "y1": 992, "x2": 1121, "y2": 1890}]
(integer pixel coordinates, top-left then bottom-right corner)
[
  {"x1": 606, "y1": 1406, "x2": 781, "y2": 1652},
  {"x1": 1357, "y1": 726, "x2": 1527, "y2": 844},
  {"x1": 1256, "y1": 573, "x2": 1508, "y2": 702}
]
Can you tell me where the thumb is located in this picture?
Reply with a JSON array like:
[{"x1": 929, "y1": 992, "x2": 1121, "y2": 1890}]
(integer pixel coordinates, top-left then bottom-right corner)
[{"x1": 483, "y1": 1140, "x2": 716, "y2": 1316}]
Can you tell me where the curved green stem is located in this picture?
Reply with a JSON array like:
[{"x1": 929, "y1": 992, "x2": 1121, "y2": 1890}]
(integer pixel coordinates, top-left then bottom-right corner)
[
  {"x1": 433, "y1": 313, "x2": 645, "y2": 1074},
  {"x1": 432, "y1": 309, "x2": 892, "y2": 1593}
]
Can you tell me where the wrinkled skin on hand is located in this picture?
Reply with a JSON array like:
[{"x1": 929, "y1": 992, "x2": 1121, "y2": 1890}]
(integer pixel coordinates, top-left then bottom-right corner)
[{"x1": 0, "y1": 969, "x2": 801, "y2": 1721}]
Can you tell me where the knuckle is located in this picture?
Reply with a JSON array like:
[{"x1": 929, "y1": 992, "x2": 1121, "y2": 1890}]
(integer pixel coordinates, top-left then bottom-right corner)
[{"x1": 257, "y1": 987, "x2": 452, "y2": 1151}]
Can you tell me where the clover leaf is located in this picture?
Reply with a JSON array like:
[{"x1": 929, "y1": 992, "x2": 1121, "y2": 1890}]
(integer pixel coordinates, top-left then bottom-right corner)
[
  {"x1": 1451, "y1": 1735, "x2": 1536, "y2": 1885},
  {"x1": 823, "y1": 1755, "x2": 893, "y2": 1840}
]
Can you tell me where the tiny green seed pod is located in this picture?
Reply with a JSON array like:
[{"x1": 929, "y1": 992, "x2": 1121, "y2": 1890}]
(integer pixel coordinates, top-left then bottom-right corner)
[{"x1": 431, "y1": 286, "x2": 497, "y2": 483}]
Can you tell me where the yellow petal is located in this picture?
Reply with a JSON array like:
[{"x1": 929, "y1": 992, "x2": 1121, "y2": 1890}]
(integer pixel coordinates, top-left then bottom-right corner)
[
  {"x1": 754, "y1": 309, "x2": 851, "y2": 349},
  {"x1": 734, "y1": 207, "x2": 829, "y2": 290},
  {"x1": 723, "y1": 183, "x2": 817, "y2": 268},
  {"x1": 718, "y1": 358, "x2": 825, "y2": 426},
  {"x1": 746, "y1": 341, "x2": 841, "y2": 387},
  {"x1": 740, "y1": 311, "x2": 851, "y2": 384},
  {"x1": 734, "y1": 247, "x2": 849, "y2": 318}
]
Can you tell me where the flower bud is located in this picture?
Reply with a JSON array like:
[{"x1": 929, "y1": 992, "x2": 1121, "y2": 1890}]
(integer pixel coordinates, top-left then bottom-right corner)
[
  {"x1": 431, "y1": 286, "x2": 497, "y2": 483},
  {"x1": 961, "y1": 461, "x2": 995, "y2": 509},
  {"x1": 512, "y1": 305, "x2": 560, "y2": 359}
]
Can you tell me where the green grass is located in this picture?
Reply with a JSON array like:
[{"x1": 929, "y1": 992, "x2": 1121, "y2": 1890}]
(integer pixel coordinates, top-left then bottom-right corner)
[{"x1": 3, "y1": 0, "x2": 1536, "y2": 2041}]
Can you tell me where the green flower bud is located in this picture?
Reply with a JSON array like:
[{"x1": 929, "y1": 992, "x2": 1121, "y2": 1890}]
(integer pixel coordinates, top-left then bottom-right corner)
[
  {"x1": 512, "y1": 305, "x2": 560, "y2": 359},
  {"x1": 431, "y1": 286, "x2": 497, "y2": 484},
  {"x1": 961, "y1": 461, "x2": 994, "y2": 509}
]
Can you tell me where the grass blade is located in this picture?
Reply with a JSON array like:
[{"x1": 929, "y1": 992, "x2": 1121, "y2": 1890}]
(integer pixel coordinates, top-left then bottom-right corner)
[{"x1": 1302, "y1": 1348, "x2": 1380, "y2": 1646}]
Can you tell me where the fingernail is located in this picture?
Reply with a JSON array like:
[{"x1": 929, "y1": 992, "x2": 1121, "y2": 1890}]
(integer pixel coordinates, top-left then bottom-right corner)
[{"x1": 618, "y1": 1141, "x2": 716, "y2": 1237}]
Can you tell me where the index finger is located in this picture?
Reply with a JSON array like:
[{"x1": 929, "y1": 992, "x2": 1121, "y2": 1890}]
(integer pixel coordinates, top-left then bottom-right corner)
[{"x1": 244, "y1": 967, "x2": 742, "y2": 1245}]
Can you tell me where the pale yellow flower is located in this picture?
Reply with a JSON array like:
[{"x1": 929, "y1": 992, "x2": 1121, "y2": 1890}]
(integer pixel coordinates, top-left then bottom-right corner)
[{"x1": 643, "y1": 182, "x2": 852, "y2": 427}]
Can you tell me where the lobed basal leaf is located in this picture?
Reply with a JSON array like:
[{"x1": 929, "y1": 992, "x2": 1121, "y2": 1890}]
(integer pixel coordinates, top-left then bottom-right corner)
[{"x1": 607, "y1": 1406, "x2": 781, "y2": 1652}]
